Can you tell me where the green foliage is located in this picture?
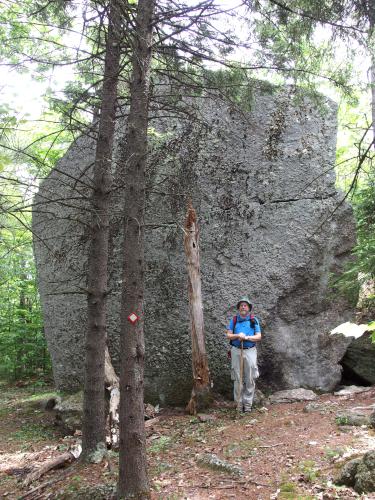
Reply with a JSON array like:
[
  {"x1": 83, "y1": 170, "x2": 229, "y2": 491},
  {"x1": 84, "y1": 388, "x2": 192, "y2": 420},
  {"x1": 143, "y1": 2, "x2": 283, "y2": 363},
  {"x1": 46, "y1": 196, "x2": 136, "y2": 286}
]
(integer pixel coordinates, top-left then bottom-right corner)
[
  {"x1": 148, "y1": 436, "x2": 173, "y2": 454},
  {"x1": 202, "y1": 66, "x2": 255, "y2": 110},
  {"x1": 332, "y1": 176, "x2": 375, "y2": 306},
  {"x1": 0, "y1": 221, "x2": 51, "y2": 381},
  {"x1": 367, "y1": 321, "x2": 375, "y2": 342},
  {"x1": 298, "y1": 459, "x2": 320, "y2": 482},
  {"x1": 250, "y1": 1, "x2": 356, "y2": 98},
  {"x1": 0, "y1": 111, "x2": 68, "y2": 380},
  {"x1": 336, "y1": 415, "x2": 350, "y2": 425},
  {"x1": 10, "y1": 421, "x2": 56, "y2": 442}
]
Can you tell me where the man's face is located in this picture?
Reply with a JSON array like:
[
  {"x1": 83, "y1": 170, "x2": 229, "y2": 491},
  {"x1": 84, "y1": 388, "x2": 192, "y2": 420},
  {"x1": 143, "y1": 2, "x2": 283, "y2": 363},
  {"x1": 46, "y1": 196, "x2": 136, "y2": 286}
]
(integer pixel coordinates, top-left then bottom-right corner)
[{"x1": 239, "y1": 302, "x2": 250, "y2": 316}]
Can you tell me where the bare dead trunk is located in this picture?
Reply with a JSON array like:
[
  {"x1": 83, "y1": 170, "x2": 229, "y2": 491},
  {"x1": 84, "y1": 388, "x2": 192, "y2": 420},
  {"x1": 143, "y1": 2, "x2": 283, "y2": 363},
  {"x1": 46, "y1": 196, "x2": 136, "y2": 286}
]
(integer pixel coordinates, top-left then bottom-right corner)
[
  {"x1": 82, "y1": 0, "x2": 121, "y2": 460},
  {"x1": 105, "y1": 346, "x2": 120, "y2": 448},
  {"x1": 117, "y1": 0, "x2": 155, "y2": 497},
  {"x1": 184, "y1": 201, "x2": 212, "y2": 415}
]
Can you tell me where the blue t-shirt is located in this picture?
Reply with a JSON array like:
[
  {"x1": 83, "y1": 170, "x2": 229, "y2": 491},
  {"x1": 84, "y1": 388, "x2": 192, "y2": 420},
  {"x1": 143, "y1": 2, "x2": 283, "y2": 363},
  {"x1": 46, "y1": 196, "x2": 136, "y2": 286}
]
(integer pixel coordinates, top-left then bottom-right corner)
[{"x1": 227, "y1": 314, "x2": 261, "y2": 348}]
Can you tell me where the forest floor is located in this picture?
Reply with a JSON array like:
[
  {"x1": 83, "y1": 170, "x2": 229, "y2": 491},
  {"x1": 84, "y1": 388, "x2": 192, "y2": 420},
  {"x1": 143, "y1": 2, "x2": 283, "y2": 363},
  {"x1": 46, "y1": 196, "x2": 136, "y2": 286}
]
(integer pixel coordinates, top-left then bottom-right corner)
[{"x1": 0, "y1": 383, "x2": 375, "y2": 499}]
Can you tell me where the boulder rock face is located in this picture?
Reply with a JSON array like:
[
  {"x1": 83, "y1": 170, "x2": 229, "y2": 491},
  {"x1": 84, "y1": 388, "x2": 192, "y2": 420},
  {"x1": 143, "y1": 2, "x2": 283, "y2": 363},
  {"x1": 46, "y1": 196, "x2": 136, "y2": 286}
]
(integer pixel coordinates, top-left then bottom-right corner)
[
  {"x1": 341, "y1": 332, "x2": 375, "y2": 385},
  {"x1": 33, "y1": 85, "x2": 356, "y2": 404}
]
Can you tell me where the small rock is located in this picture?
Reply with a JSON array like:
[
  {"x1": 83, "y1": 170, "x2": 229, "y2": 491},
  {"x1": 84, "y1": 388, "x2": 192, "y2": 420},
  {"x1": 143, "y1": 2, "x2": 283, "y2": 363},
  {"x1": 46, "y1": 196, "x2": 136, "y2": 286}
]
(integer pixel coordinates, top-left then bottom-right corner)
[
  {"x1": 334, "y1": 385, "x2": 372, "y2": 396},
  {"x1": 196, "y1": 453, "x2": 244, "y2": 476},
  {"x1": 335, "y1": 451, "x2": 375, "y2": 494},
  {"x1": 197, "y1": 414, "x2": 216, "y2": 423},
  {"x1": 336, "y1": 411, "x2": 370, "y2": 427},
  {"x1": 144, "y1": 403, "x2": 157, "y2": 420},
  {"x1": 355, "y1": 451, "x2": 375, "y2": 493},
  {"x1": 88, "y1": 442, "x2": 107, "y2": 464},
  {"x1": 269, "y1": 388, "x2": 317, "y2": 404},
  {"x1": 303, "y1": 402, "x2": 321, "y2": 413},
  {"x1": 40, "y1": 397, "x2": 60, "y2": 411},
  {"x1": 334, "y1": 457, "x2": 361, "y2": 487},
  {"x1": 253, "y1": 389, "x2": 267, "y2": 407}
]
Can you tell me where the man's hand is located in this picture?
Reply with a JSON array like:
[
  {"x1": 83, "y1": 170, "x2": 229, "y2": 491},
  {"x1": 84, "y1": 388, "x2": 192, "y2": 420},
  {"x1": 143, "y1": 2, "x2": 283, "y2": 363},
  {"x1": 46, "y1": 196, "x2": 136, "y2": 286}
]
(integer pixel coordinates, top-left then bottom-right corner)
[{"x1": 238, "y1": 332, "x2": 246, "y2": 340}]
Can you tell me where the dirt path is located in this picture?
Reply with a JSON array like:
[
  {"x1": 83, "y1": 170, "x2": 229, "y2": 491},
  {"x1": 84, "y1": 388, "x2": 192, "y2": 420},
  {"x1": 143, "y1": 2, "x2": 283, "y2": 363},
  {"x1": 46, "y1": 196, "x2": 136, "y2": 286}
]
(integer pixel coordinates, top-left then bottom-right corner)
[{"x1": 0, "y1": 384, "x2": 374, "y2": 499}]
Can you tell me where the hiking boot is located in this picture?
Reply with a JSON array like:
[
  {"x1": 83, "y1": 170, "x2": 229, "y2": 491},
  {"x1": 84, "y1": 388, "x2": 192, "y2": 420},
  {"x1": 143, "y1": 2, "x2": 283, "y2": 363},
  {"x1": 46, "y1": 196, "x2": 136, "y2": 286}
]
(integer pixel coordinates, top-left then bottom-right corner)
[{"x1": 243, "y1": 407, "x2": 252, "y2": 413}]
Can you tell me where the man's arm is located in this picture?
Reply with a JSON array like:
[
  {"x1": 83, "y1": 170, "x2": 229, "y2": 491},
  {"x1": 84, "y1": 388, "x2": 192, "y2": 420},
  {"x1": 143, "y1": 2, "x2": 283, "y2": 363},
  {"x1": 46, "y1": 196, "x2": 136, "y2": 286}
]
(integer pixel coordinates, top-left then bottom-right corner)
[
  {"x1": 245, "y1": 332, "x2": 261, "y2": 342},
  {"x1": 226, "y1": 330, "x2": 246, "y2": 341}
]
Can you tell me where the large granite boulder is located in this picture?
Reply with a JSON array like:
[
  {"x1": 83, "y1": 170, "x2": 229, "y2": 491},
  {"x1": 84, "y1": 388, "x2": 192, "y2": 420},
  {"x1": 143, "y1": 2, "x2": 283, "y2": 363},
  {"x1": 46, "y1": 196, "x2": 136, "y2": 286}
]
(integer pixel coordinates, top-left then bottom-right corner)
[{"x1": 33, "y1": 84, "x2": 356, "y2": 404}]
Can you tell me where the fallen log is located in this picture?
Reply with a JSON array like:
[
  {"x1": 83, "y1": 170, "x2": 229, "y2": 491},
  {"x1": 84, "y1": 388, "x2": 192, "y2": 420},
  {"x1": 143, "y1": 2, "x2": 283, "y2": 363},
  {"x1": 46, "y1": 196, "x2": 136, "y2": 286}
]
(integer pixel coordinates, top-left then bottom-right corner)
[
  {"x1": 19, "y1": 466, "x2": 74, "y2": 500},
  {"x1": 22, "y1": 451, "x2": 74, "y2": 487}
]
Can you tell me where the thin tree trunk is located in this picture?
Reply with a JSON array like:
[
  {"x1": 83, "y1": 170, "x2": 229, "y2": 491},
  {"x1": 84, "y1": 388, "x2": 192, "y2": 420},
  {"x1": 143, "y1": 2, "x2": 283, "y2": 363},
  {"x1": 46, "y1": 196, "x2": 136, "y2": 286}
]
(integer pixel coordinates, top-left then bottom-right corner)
[
  {"x1": 82, "y1": 0, "x2": 121, "y2": 460},
  {"x1": 371, "y1": 63, "x2": 375, "y2": 144},
  {"x1": 117, "y1": 0, "x2": 155, "y2": 497},
  {"x1": 105, "y1": 346, "x2": 120, "y2": 448},
  {"x1": 368, "y1": 1, "x2": 375, "y2": 145},
  {"x1": 184, "y1": 202, "x2": 212, "y2": 415}
]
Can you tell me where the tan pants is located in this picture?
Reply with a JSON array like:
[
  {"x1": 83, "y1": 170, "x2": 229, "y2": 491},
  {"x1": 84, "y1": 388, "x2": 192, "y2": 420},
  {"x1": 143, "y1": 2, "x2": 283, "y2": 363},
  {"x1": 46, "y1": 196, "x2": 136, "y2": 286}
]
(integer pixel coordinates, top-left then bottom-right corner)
[{"x1": 231, "y1": 346, "x2": 259, "y2": 411}]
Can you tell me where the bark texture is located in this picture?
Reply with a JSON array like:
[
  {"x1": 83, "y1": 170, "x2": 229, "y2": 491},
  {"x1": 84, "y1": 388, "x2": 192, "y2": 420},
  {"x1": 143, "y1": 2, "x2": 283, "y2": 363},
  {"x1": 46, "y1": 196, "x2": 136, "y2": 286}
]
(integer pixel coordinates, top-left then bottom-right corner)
[
  {"x1": 82, "y1": 0, "x2": 121, "y2": 459},
  {"x1": 184, "y1": 202, "x2": 212, "y2": 415},
  {"x1": 117, "y1": 0, "x2": 155, "y2": 497},
  {"x1": 368, "y1": 3, "x2": 375, "y2": 144}
]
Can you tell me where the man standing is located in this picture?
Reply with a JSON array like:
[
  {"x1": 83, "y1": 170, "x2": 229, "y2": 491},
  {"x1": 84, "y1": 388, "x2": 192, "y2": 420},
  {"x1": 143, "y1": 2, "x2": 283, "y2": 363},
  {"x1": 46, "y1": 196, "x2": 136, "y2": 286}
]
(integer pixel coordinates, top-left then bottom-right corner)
[{"x1": 226, "y1": 296, "x2": 261, "y2": 413}]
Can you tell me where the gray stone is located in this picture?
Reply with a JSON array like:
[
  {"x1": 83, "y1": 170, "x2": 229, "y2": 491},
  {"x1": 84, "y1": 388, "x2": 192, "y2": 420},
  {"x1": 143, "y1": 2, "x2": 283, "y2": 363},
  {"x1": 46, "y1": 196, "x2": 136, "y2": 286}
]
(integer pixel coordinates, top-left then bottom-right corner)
[
  {"x1": 334, "y1": 385, "x2": 373, "y2": 396},
  {"x1": 53, "y1": 391, "x2": 83, "y2": 434},
  {"x1": 268, "y1": 388, "x2": 317, "y2": 404},
  {"x1": 341, "y1": 332, "x2": 375, "y2": 384},
  {"x1": 196, "y1": 453, "x2": 243, "y2": 475},
  {"x1": 335, "y1": 411, "x2": 370, "y2": 427},
  {"x1": 335, "y1": 451, "x2": 375, "y2": 494},
  {"x1": 335, "y1": 457, "x2": 361, "y2": 487},
  {"x1": 253, "y1": 389, "x2": 267, "y2": 408},
  {"x1": 54, "y1": 392, "x2": 83, "y2": 413},
  {"x1": 197, "y1": 413, "x2": 216, "y2": 423},
  {"x1": 32, "y1": 85, "x2": 356, "y2": 405},
  {"x1": 303, "y1": 402, "x2": 330, "y2": 414},
  {"x1": 355, "y1": 451, "x2": 375, "y2": 493},
  {"x1": 87, "y1": 442, "x2": 107, "y2": 464},
  {"x1": 39, "y1": 396, "x2": 59, "y2": 411}
]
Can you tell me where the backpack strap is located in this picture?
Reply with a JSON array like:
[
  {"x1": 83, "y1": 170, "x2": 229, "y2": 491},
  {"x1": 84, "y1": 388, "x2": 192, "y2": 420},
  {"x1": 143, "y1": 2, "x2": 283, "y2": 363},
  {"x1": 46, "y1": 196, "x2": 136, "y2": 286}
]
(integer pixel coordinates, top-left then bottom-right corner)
[{"x1": 229, "y1": 316, "x2": 237, "y2": 346}]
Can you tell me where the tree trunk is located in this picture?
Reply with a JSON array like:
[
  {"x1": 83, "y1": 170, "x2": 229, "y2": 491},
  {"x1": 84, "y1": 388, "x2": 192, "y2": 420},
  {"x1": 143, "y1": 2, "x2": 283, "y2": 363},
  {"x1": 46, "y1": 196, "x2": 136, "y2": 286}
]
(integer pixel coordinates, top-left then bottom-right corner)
[
  {"x1": 117, "y1": 0, "x2": 155, "y2": 498},
  {"x1": 368, "y1": 1, "x2": 375, "y2": 145},
  {"x1": 82, "y1": 0, "x2": 121, "y2": 460},
  {"x1": 184, "y1": 201, "x2": 212, "y2": 415},
  {"x1": 105, "y1": 346, "x2": 120, "y2": 448}
]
